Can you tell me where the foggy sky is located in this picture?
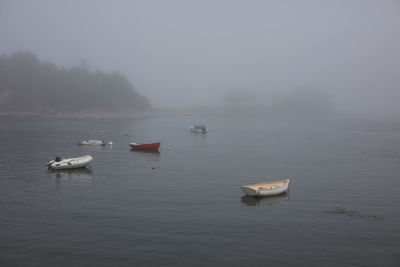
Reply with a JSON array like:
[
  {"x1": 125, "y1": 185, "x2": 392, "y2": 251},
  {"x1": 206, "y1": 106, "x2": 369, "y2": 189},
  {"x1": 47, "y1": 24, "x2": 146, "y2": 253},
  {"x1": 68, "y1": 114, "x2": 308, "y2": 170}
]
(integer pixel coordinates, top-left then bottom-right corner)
[{"x1": 1, "y1": 0, "x2": 399, "y2": 114}]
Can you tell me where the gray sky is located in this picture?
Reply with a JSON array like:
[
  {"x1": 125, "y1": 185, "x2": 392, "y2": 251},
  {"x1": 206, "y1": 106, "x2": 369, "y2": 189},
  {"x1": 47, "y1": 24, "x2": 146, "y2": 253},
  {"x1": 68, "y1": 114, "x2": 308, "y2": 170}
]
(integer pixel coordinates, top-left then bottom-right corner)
[{"x1": 1, "y1": 0, "x2": 399, "y2": 114}]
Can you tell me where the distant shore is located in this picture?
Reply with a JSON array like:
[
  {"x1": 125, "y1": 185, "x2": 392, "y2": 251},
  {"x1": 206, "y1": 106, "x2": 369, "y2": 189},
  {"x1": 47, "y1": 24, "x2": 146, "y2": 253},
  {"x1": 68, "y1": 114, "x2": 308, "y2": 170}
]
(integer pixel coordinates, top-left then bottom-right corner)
[
  {"x1": 0, "y1": 106, "x2": 279, "y2": 119},
  {"x1": 0, "y1": 110, "x2": 160, "y2": 119},
  {"x1": 0, "y1": 108, "x2": 226, "y2": 119},
  {"x1": 0, "y1": 107, "x2": 393, "y2": 120}
]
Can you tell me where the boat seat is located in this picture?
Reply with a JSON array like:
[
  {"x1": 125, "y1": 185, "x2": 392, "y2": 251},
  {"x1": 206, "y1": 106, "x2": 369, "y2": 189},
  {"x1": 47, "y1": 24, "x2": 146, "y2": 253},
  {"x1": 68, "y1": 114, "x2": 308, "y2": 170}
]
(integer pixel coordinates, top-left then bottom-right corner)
[{"x1": 259, "y1": 186, "x2": 279, "y2": 190}]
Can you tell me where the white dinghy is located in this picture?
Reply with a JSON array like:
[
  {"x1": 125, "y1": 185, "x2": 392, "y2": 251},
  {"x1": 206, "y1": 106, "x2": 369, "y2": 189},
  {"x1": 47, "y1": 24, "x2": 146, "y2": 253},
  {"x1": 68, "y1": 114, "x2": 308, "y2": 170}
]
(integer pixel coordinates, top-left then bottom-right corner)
[
  {"x1": 241, "y1": 179, "x2": 290, "y2": 197},
  {"x1": 46, "y1": 155, "x2": 93, "y2": 170}
]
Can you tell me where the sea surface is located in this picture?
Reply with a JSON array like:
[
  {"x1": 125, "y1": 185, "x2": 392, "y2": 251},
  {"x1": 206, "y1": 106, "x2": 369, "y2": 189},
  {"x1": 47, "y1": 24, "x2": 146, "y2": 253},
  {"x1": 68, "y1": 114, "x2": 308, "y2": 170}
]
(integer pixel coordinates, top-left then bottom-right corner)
[{"x1": 0, "y1": 115, "x2": 399, "y2": 267}]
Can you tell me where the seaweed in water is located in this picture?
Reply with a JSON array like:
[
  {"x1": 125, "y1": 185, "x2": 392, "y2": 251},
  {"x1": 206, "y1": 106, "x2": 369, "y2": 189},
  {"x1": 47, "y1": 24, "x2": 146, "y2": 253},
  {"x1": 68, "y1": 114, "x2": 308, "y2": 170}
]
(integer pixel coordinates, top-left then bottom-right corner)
[{"x1": 326, "y1": 208, "x2": 389, "y2": 220}]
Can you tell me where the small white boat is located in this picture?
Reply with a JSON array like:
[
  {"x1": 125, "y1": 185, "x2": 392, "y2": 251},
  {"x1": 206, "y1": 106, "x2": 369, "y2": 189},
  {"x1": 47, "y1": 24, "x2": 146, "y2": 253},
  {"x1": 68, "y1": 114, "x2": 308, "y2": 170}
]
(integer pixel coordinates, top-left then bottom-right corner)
[
  {"x1": 241, "y1": 179, "x2": 290, "y2": 197},
  {"x1": 46, "y1": 155, "x2": 93, "y2": 170},
  {"x1": 189, "y1": 125, "x2": 208, "y2": 134},
  {"x1": 78, "y1": 139, "x2": 106, "y2": 146},
  {"x1": 78, "y1": 139, "x2": 112, "y2": 146}
]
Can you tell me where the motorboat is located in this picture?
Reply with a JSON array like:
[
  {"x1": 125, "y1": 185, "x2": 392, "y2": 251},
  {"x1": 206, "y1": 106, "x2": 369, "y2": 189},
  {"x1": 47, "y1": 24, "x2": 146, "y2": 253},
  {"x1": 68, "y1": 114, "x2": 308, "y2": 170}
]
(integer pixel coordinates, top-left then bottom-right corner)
[
  {"x1": 189, "y1": 125, "x2": 208, "y2": 134},
  {"x1": 46, "y1": 155, "x2": 93, "y2": 170},
  {"x1": 241, "y1": 179, "x2": 290, "y2": 197},
  {"x1": 129, "y1": 142, "x2": 160, "y2": 151},
  {"x1": 78, "y1": 139, "x2": 112, "y2": 146}
]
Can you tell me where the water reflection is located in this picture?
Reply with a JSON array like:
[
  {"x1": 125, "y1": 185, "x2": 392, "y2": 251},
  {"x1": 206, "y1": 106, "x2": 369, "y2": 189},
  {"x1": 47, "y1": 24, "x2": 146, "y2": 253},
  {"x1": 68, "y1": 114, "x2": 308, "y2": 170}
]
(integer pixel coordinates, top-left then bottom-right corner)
[
  {"x1": 130, "y1": 149, "x2": 160, "y2": 155},
  {"x1": 241, "y1": 192, "x2": 289, "y2": 206},
  {"x1": 130, "y1": 149, "x2": 161, "y2": 160},
  {"x1": 48, "y1": 168, "x2": 93, "y2": 187}
]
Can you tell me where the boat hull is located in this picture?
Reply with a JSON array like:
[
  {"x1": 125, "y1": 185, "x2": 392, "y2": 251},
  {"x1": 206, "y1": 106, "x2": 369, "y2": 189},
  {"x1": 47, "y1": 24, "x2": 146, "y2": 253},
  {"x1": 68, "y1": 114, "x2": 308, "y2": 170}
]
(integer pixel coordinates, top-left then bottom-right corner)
[
  {"x1": 47, "y1": 155, "x2": 93, "y2": 170},
  {"x1": 129, "y1": 142, "x2": 160, "y2": 151},
  {"x1": 241, "y1": 179, "x2": 290, "y2": 197}
]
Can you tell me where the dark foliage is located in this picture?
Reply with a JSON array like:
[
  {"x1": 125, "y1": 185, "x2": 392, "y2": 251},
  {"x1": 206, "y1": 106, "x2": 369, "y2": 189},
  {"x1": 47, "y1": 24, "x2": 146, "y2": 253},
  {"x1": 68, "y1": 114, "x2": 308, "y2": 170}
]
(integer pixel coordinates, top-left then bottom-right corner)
[{"x1": 0, "y1": 51, "x2": 149, "y2": 113}]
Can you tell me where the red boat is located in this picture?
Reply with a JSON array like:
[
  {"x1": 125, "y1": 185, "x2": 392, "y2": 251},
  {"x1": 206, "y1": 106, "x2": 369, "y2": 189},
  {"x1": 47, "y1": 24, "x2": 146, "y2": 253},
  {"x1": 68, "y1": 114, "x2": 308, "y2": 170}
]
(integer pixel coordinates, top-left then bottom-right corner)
[{"x1": 129, "y1": 142, "x2": 160, "y2": 151}]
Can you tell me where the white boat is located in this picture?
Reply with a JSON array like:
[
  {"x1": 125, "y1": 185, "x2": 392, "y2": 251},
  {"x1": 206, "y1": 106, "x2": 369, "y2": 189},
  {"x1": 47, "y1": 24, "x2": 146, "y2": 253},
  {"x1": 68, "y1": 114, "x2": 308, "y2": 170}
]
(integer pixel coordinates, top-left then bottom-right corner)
[
  {"x1": 78, "y1": 139, "x2": 112, "y2": 146},
  {"x1": 241, "y1": 179, "x2": 290, "y2": 197},
  {"x1": 189, "y1": 125, "x2": 208, "y2": 133},
  {"x1": 46, "y1": 155, "x2": 93, "y2": 170}
]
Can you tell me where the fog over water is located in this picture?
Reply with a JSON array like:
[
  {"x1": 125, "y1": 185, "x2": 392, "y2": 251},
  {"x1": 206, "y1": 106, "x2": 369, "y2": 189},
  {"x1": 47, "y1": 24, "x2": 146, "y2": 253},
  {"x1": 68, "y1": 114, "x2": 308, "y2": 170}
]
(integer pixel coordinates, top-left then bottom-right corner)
[
  {"x1": 1, "y1": 0, "x2": 400, "y2": 115},
  {"x1": 1, "y1": 2, "x2": 400, "y2": 266}
]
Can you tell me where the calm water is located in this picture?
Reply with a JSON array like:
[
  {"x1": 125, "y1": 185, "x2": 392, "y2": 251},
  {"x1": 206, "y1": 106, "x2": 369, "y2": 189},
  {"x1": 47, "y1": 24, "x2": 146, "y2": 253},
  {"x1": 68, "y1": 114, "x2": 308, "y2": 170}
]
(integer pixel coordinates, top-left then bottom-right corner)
[{"x1": 0, "y1": 115, "x2": 399, "y2": 266}]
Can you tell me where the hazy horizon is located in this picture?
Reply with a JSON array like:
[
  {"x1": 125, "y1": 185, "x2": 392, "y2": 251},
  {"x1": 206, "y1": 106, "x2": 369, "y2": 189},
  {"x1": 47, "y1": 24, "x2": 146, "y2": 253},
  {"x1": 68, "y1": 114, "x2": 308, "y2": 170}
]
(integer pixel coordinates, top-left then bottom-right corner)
[{"x1": 1, "y1": 0, "x2": 399, "y2": 115}]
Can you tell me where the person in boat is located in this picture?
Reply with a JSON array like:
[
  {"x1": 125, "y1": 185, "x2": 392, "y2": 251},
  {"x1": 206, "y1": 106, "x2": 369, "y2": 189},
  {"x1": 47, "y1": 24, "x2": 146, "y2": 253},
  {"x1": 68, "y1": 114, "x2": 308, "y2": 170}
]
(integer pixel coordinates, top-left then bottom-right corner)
[{"x1": 55, "y1": 156, "x2": 61, "y2": 162}]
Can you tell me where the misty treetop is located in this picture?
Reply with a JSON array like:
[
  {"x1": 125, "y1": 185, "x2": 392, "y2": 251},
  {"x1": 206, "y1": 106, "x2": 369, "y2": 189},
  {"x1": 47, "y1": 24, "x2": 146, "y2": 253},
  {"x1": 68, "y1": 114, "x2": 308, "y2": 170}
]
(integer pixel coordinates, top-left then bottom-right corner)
[{"x1": 0, "y1": 51, "x2": 149, "y2": 113}]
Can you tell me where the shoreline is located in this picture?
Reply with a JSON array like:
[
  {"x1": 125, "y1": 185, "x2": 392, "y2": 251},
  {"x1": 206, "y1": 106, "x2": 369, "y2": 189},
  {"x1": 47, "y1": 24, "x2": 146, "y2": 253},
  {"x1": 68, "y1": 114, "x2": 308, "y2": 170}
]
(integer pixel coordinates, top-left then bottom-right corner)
[
  {"x1": 0, "y1": 109, "x2": 181, "y2": 119},
  {"x1": 0, "y1": 108, "x2": 396, "y2": 121}
]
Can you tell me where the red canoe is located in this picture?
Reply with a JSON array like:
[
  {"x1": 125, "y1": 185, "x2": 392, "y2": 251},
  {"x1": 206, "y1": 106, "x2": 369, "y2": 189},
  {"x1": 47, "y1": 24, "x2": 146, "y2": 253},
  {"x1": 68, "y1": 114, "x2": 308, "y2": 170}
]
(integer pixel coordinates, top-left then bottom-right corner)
[{"x1": 129, "y1": 142, "x2": 160, "y2": 151}]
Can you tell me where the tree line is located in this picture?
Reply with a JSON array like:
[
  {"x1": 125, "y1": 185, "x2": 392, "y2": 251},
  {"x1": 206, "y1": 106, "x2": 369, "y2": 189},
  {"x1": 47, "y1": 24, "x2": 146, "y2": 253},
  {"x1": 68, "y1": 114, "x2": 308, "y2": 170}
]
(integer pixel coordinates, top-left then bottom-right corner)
[{"x1": 0, "y1": 51, "x2": 149, "y2": 113}]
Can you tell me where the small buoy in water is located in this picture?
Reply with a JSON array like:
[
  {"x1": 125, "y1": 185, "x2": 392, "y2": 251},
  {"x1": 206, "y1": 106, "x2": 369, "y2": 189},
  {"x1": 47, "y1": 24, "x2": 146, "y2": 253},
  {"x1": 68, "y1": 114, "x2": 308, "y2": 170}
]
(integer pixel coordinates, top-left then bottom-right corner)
[
  {"x1": 108, "y1": 141, "x2": 113, "y2": 145},
  {"x1": 152, "y1": 167, "x2": 155, "y2": 170}
]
